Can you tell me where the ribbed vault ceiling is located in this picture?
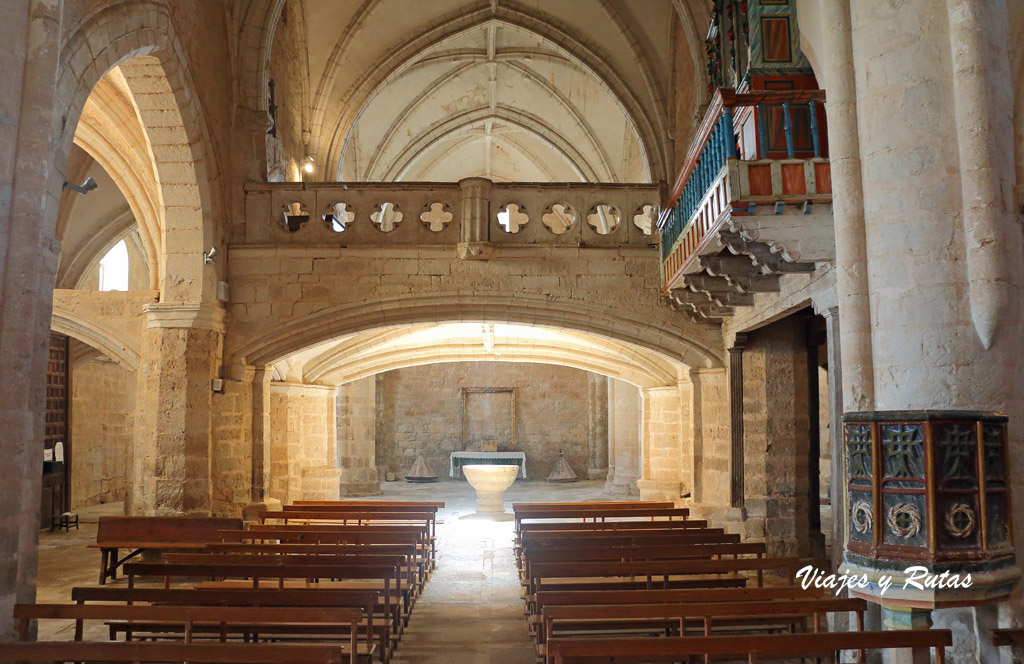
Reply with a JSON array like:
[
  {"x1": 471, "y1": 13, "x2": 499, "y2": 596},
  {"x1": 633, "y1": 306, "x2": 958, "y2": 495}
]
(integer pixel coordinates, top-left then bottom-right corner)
[{"x1": 303, "y1": 0, "x2": 678, "y2": 184}]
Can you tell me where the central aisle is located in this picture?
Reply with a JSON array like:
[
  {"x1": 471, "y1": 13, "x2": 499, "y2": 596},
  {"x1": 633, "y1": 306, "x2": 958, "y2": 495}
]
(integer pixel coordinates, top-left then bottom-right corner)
[{"x1": 387, "y1": 479, "x2": 612, "y2": 664}]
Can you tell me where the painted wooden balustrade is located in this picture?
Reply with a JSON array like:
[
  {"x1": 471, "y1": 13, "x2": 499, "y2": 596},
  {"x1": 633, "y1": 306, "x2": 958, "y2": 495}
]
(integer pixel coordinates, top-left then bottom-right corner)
[
  {"x1": 658, "y1": 88, "x2": 831, "y2": 288},
  {"x1": 239, "y1": 180, "x2": 661, "y2": 253}
]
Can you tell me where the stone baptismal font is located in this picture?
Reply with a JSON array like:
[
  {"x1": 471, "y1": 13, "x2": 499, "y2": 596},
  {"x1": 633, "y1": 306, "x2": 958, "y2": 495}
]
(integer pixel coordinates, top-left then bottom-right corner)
[{"x1": 462, "y1": 464, "x2": 519, "y2": 515}]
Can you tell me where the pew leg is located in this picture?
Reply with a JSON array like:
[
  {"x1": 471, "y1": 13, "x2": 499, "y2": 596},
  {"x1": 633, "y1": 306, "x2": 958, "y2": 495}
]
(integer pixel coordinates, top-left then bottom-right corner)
[{"x1": 99, "y1": 549, "x2": 108, "y2": 585}]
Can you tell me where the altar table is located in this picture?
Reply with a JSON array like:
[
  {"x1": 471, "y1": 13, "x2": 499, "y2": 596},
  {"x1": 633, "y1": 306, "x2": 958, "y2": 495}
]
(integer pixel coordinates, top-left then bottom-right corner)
[{"x1": 449, "y1": 451, "x2": 527, "y2": 479}]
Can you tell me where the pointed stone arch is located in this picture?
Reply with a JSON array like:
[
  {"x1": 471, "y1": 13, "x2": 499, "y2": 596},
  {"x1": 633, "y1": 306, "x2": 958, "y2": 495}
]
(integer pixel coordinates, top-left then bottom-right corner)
[{"x1": 56, "y1": 1, "x2": 218, "y2": 304}]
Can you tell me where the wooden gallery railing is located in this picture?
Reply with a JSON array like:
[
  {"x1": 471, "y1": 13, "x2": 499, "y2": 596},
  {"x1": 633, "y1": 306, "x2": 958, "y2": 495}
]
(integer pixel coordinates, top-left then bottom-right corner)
[{"x1": 658, "y1": 88, "x2": 830, "y2": 287}]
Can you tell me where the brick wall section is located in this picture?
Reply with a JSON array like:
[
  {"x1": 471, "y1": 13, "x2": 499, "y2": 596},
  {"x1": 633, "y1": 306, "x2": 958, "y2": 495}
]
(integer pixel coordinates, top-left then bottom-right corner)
[{"x1": 374, "y1": 362, "x2": 596, "y2": 482}]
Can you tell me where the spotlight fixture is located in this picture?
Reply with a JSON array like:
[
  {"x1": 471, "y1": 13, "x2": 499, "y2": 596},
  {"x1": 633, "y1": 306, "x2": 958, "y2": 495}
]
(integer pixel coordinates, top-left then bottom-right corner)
[
  {"x1": 62, "y1": 177, "x2": 98, "y2": 194},
  {"x1": 303, "y1": 156, "x2": 314, "y2": 174},
  {"x1": 203, "y1": 247, "x2": 217, "y2": 264}
]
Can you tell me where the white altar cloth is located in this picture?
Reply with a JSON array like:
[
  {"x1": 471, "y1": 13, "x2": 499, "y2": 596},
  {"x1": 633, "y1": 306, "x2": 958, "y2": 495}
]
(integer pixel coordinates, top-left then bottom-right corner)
[{"x1": 449, "y1": 451, "x2": 527, "y2": 479}]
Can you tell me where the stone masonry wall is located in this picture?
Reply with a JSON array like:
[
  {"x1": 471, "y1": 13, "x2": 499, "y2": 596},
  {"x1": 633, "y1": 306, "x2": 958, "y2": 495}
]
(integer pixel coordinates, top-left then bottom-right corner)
[
  {"x1": 70, "y1": 357, "x2": 136, "y2": 508},
  {"x1": 269, "y1": 384, "x2": 335, "y2": 505},
  {"x1": 374, "y1": 362, "x2": 596, "y2": 482}
]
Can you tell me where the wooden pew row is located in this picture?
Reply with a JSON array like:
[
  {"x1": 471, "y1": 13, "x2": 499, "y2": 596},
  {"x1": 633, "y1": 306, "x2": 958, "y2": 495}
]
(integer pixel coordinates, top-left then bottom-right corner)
[
  {"x1": 294, "y1": 500, "x2": 445, "y2": 508},
  {"x1": 529, "y1": 586, "x2": 829, "y2": 636},
  {"x1": 516, "y1": 529, "x2": 741, "y2": 570},
  {"x1": 245, "y1": 524, "x2": 436, "y2": 568},
  {"x1": 514, "y1": 507, "x2": 691, "y2": 533},
  {"x1": 519, "y1": 542, "x2": 767, "y2": 585},
  {"x1": 0, "y1": 641, "x2": 348, "y2": 664},
  {"x1": 70, "y1": 587, "x2": 390, "y2": 663},
  {"x1": 12, "y1": 604, "x2": 368, "y2": 664},
  {"x1": 512, "y1": 501, "x2": 674, "y2": 510},
  {"x1": 525, "y1": 557, "x2": 801, "y2": 597},
  {"x1": 538, "y1": 598, "x2": 868, "y2": 663},
  {"x1": 203, "y1": 542, "x2": 428, "y2": 585},
  {"x1": 163, "y1": 553, "x2": 422, "y2": 597},
  {"x1": 545, "y1": 630, "x2": 953, "y2": 663},
  {"x1": 89, "y1": 516, "x2": 243, "y2": 584},
  {"x1": 276, "y1": 505, "x2": 441, "y2": 540},
  {"x1": 123, "y1": 561, "x2": 401, "y2": 652},
  {"x1": 261, "y1": 510, "x2": 436, "y2": 537}
]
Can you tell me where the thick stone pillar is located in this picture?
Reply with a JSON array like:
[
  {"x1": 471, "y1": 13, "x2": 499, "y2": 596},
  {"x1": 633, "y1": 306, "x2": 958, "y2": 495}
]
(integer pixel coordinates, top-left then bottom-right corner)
[
  {"x1": 337, "y1": 377, "x2": 380, "y2": 496},
  {"x1": 210, "y1": 365, "x2": 271, "y2": 515},
  {"x1": 605, "y1": 379, "x2": 640, "y2": 495},
  {"x1": 269, "y1": 382, "x2": 337, "y2": 504},
  {"x1": 636, "y1": 385, "x2": 685, "y2": 503},
  {"x1": 131, "y1": 303, "x2": 223, "y2": 515},
  {"x1": 741, "y1": 316, "x2": 822, "y2": 559},
  {"x1": 0, "y1": 0, "x2": 64, "y2": 640},
  {"x1": 838, "y1": 1, "x2": 1022, "y2": 659},
  {"x1": 586, "y1": 374, "x2": 609, "y2": 480}
]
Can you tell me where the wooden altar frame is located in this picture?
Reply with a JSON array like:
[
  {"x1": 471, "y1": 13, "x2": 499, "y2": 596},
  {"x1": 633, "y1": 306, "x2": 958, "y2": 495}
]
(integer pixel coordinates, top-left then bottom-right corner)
[{"x1": 461, "y1": 387, "x2": 518, "y2": 451}]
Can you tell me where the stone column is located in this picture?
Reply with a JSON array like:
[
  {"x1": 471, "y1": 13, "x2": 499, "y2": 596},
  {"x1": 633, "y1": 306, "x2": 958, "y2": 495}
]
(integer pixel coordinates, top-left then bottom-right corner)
[
  {"x1": 727, "y1": 335, "x2": 747, "y2": 508},
  {"x1": 131, "y1": 303, "x2": 223, "y2": 515},
  {"x1": 0, "y1": 0, "x2": 64, "y2": 641},
  {"x1": 821, "y1": 307, "x2": 845, "y2": 570},
  {"x1": 456, "y1": 177, "x2": 493, "y2": 259},
  {"x1": 605, "y1": 379, "x2": 640, "y2": 495},
  {"x1": 636, "y1": 385, "x2": 684, "y2": 503},
  {"x1": 840, "y1": 1, "x2": 1022, "y2": 658},
  {"x1": 336, "y1": 377, "x2": 380, "y2": 496},
  {"x1": 586, "y1": 373, "x2": 609, "y2": 480}
]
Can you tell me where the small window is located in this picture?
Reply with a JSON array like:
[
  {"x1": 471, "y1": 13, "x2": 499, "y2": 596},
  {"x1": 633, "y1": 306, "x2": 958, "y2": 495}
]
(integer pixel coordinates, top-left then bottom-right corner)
[{"x1": 98, "y1": 240, "x2": 129, "y2": 291}]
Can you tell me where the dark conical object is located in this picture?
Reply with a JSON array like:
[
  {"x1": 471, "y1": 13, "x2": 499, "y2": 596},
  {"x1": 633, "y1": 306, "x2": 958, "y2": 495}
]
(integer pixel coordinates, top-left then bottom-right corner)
[
  {"x1": 546, "y1": 450, "x2": 579, "y2": 483},
  {"x1": 405, "y1": 454, "x2": 438, "y2": 483}
]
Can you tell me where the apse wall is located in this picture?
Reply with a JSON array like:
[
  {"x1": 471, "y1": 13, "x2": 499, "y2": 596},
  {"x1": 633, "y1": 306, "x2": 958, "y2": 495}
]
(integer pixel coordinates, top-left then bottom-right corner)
[{"x1": 374, "y1": 362, "x2": 601, "y2": 482}]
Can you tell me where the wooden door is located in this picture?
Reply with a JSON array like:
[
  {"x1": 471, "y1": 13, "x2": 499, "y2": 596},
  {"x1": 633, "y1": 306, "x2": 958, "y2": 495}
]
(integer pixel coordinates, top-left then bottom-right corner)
[{"x1": 42, "y1": 331, "x2": 70, "y2": 528}]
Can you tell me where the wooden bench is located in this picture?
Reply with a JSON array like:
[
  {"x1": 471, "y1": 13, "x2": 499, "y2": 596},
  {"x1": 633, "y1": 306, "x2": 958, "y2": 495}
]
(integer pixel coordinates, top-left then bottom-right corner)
[
  {"x1": 90, "y1": 516, "x2": 243, "y2": 584},
  {"x1": 69, "y1": 586, "x2": 389, "y2": 661},
  {"x1": 294, "y1": 500, "x2": 445, "y2": 508},
  {"x1": 520, "y1": 542, "x2": 768, "y2": 584},
  {"x1": 526, "y1": 557, "x2": 800, "y2": 596},
  {"x1": 994, "y1": 627, "x2": 1024, "y2": 648},
  {"x1": 515, "y1": 507, "x2": 691, "y2": 531},
  {"x1": 512, "y1": 501, "x2": 674, "y2": 510},
  {"x1": 163, "y1": 553, "x2": 421, "y2": 597},
  {"x1": 0, "y1": 641, "x2": 347, "y2": 664},
  {"x1": 262, "y1": 510, "x2": 437, "y2": 541},
  {"x1": 528, "y1": 586, "x2": 830, "y2": 636},
  {"x1": 203, "y1": 542, "x2": 428, "y2": 583},
  {"x1": 538, "y1": 598, "x2": 869, "y2": 661},
  {"x1": 245, "y1": 523, "x2": 435, "y2": 564},
  {"x1": 13, "y1": 604, "x2": 367, "y2": 664},
  {"x1": 545, "y1": 629, "x2": 953, "y2": 663}
]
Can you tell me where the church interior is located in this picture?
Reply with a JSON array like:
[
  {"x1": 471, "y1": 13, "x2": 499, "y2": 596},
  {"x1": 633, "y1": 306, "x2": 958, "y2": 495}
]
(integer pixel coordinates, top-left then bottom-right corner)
[{"x1": 2, "y1": 0, "x2": 1023, "y2": 662}]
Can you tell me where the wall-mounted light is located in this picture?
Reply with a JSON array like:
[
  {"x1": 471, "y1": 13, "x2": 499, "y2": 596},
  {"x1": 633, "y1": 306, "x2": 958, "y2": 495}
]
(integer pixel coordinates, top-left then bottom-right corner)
[
  {"x1": 203, "y1": 247, "x2": 217, "y2": 264},
  {"x1": 303, "y1": 156, "x2": 314, "y2": 174},
  {"x1": 63, "y1": 177, "x2": 98, "y2": 195}
]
